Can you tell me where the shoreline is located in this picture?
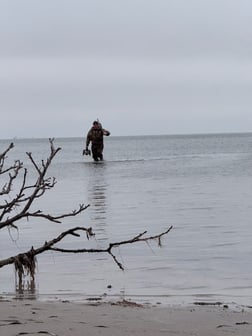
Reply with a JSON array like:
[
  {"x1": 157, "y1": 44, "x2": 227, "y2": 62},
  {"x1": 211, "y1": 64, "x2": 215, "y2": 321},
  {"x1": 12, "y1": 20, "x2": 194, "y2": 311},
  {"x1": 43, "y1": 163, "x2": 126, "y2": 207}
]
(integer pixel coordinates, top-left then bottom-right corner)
[
  {"x1": 2, "y1": 290, "x2": 252, "y2": 310},
  {"x1": 0, "y1": 297, "x2": 252, "y2": 336}
]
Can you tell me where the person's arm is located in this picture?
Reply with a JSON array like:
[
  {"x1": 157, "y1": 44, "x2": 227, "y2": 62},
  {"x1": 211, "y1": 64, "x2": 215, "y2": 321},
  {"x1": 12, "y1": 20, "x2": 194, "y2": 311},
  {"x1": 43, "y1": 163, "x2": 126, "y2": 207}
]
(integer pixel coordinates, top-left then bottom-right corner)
[
  {"x1": 86, "y1": 131, "x2": 91, "y2": 149},
  {"x1": 83, "y1": 131, "x2": 91, "y2": 155},
  {"x1": 103, "y1": 129, "x2": 110, "y2": 136}
]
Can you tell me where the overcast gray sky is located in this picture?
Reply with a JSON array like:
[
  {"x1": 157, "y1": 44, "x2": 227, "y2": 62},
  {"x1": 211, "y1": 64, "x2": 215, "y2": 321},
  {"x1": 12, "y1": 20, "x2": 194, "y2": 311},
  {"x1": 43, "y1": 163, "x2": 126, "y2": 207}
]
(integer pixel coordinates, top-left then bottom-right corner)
[{"x1": 1, "y1": 0, "x2": 252, "y2": 138}]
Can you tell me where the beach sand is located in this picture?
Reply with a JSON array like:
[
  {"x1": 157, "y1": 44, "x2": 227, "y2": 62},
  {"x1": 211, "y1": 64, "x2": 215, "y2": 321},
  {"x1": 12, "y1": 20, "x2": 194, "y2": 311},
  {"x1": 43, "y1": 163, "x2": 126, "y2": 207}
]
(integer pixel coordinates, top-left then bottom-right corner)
[{"x1": 0, "y1": 298, "x2": 252, "y2": 336}]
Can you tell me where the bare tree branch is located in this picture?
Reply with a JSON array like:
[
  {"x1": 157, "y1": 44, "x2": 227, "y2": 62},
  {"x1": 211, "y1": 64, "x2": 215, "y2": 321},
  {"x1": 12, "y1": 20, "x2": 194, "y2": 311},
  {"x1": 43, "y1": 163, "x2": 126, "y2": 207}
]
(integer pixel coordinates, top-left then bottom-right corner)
[
  {"x1": 0, "y1": 139, "x2": 88, "y2": 230},
  {"x1": 0, "y1": 143, "x2": 24, "y2": 198},
  {"x1": 0, "y1": 226, "x2": 172, "y2": 278},
  {"x1": 23, "y1": 204, "x2": 90, "y2": 223},
  {"x1": 0, "y1": 160, "x2": 23, "y2": 196},
  {"x1": 0, "y1": 139, "x2": 173, "y2": 290},
  {"x1": 0, "y1": 142, "x2": 14, "y2": 173}
]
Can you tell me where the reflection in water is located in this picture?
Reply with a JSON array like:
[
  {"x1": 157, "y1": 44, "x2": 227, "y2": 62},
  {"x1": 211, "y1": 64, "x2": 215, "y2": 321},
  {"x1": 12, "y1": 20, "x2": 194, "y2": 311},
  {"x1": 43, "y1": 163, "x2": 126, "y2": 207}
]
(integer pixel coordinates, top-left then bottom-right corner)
[
  {"x1": 87, "y1": 164, "x2": 108, "y2": 238},
  {"x1": 15, "y1": 272, "x2": 37, "y2": 300}
]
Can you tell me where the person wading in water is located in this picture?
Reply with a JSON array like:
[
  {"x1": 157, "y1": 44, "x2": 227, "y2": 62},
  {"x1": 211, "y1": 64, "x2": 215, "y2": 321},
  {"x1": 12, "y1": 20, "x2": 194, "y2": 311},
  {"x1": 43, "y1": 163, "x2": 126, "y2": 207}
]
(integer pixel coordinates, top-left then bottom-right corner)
[{"x1": 83, "y1": 120, "x2": 110, "y2": 161}]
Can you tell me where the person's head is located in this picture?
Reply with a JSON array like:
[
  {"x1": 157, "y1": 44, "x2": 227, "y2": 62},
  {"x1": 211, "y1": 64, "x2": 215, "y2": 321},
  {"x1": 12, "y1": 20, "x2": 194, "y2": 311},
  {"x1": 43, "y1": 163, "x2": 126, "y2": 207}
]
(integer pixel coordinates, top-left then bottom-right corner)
[{"x1": 93, "y1": 121, "x2": 100, "y2": 129}]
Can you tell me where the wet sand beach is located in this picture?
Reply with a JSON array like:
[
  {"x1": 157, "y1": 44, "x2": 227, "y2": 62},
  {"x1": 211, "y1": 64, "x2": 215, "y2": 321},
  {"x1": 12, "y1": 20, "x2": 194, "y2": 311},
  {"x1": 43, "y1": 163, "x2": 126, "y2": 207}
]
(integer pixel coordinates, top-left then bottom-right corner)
[{"x1": 0, "y1": 298, "x2": 252, "y2": 336}]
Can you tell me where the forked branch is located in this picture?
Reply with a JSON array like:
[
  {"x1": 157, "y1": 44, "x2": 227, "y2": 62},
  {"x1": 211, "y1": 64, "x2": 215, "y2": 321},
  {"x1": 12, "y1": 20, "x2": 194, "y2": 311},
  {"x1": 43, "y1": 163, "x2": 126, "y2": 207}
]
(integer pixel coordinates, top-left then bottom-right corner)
[
  {"x1": 0, "y1": 139, "x2": 173, "y2": 289},
  {"x1": 0, "y1": 139, "x2": 88, "y2": 230},
  {"x1": 0, "y1": 225, "x2": 172, "y2": 281}
]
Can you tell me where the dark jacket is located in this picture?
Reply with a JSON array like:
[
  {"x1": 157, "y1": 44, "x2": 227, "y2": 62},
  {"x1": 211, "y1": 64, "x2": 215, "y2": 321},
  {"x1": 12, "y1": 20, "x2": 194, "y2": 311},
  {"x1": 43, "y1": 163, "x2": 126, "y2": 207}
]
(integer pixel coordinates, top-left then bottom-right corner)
[{"x1": 86, "y1": 126, "x2": 110, "y2": 148}]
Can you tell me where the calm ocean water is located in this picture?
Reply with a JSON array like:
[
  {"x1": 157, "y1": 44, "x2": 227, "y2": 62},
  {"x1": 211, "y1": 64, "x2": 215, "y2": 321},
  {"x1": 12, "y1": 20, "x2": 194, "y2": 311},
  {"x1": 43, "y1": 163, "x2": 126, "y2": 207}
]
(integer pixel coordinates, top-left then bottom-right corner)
[{"x1": 0, "y1": 133, "x2": 252, "y2": 306}]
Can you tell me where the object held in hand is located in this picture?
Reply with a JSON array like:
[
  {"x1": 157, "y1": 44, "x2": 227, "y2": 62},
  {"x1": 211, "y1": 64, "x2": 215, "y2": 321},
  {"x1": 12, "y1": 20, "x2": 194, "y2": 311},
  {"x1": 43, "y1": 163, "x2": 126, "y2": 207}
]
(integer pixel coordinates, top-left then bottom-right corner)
[{"x1": 83, "y1": 149, "x2": 91, "y2": 156}]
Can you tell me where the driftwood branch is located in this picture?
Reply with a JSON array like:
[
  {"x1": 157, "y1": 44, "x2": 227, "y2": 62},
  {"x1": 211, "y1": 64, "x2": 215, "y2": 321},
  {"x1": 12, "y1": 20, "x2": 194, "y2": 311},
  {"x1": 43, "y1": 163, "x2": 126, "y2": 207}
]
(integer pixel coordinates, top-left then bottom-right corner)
[
  {"x1": 0, "y1": 139, "x2": 88, "y2": 230},
  {"x1": 0, "y1": 142, "x2": 23, "y2": 197},
  {"x1": 0, "y1": 225, "x2": 172, "y2": 281},
  {"x1": 0, "y1": 139, "x2": 173, "y2": 289},
  {"x1": 0, "y1": 142, "x2": 14, "y2": 172}
]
